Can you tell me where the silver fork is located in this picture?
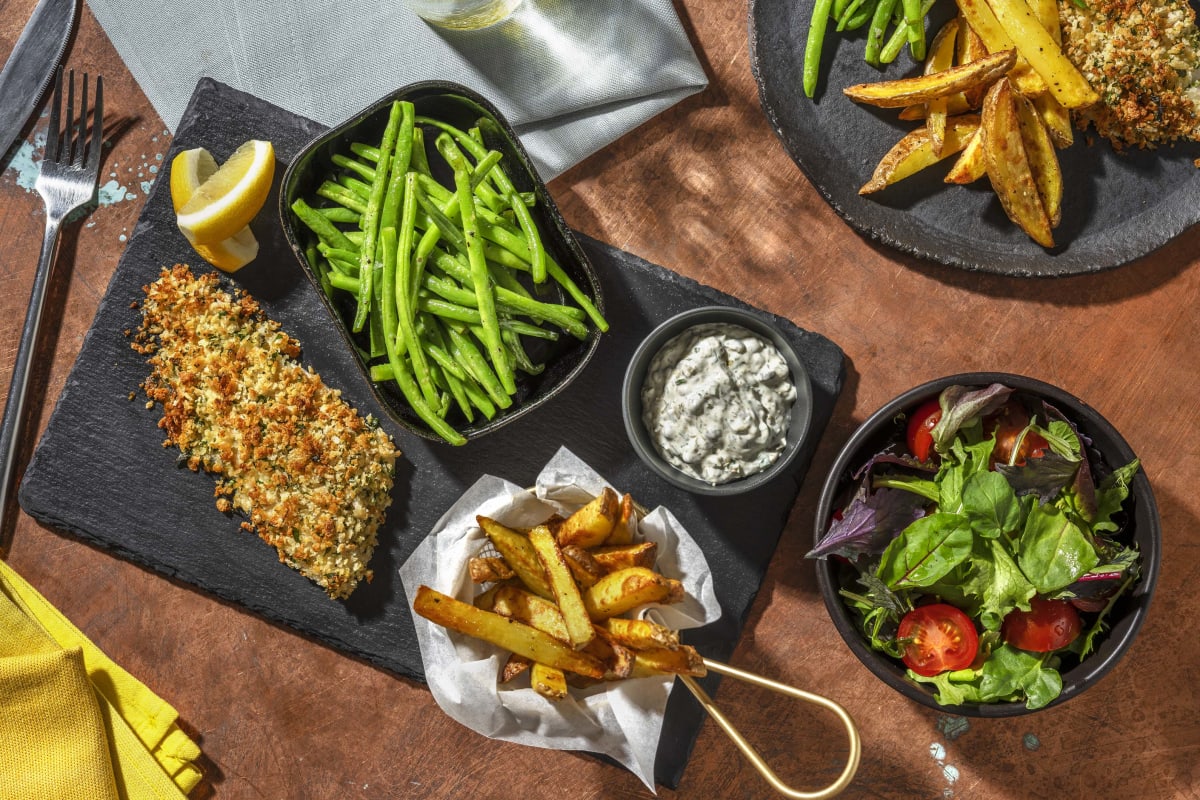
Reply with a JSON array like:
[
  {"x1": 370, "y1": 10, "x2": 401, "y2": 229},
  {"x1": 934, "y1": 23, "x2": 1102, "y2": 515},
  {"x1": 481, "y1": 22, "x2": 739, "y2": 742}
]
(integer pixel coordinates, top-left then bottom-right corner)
[{"x1": 0, "y1": 67, "x2": 104, "y2": 533}]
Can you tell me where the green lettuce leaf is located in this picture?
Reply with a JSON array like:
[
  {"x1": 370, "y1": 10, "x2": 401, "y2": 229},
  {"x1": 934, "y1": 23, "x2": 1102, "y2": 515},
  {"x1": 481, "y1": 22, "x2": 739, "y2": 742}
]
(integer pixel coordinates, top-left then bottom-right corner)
[
  {"x1": 1018, "y1": 503, "x2": 1099, "y2": 593},
  {"x1": 877, "y1": 513, "x2": 974, "y2": 588}
]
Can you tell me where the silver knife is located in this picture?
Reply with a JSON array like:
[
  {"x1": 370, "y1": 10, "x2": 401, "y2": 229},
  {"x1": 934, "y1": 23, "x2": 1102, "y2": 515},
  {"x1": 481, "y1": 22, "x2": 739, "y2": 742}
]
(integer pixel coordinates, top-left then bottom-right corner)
[{"x1": 0, "y1": 0, "x2": 78, "y2": 159}]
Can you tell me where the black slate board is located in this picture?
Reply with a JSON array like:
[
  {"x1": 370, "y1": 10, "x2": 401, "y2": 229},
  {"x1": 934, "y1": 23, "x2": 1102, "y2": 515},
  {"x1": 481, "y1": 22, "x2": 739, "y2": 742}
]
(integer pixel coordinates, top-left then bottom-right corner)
[
  {"x1": 19, "y1": 78, "x2": 846, "y2": 788},
  {"x1": 748, "y1": 0, "x2": 1200, "y2": 277}
]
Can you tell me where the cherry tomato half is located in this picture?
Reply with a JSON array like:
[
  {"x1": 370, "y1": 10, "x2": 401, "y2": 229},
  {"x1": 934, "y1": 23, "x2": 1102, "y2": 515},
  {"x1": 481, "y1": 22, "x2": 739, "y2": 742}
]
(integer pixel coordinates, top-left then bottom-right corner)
[
  {"x1": 906, "y1": 398, "x2": 943, "y2": 462},
  {"x1": 988, "y1": 400, "x2": 1049, "y2": 466},
  {"x1": 1002, "y1": 596, "x2": 1082, "y2": 652},
  {"x1": 897, "y1": 603, "x2": 979, "y2": 677}
]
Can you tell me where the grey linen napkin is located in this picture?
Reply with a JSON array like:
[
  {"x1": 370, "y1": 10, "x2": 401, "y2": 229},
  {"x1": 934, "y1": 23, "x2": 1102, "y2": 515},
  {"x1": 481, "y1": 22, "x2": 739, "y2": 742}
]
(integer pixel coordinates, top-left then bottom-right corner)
[{"x1": 85, "y1": 0, "x2": 708, "y2": 179}]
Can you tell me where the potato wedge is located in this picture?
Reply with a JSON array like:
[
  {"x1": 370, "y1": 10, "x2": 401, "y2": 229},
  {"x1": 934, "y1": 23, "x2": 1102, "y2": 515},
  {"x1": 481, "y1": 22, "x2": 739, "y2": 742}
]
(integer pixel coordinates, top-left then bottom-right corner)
[
  {"x1": 603, "y1": 493, "x2": 638, "y2": 546},
  {"x1": 1025, "y1": 0, "x2": 1061, "y2": 43},
  {"x1": 984, "y1": 0, "x2": 1099, "y2": 109},
  {"x1": 1014, "y1": 91, "x2": 1063, "y2": 227},
  {"x1": 491, "y1": 584, "x2": 570, "y2": 641},
  {"x1": 529, "y1": 526, "x2": 595, "y2": 648},
  {"x1": 982, "y1": 79, "x2": 1055, "y2": 247},
  {"x1": 1033, "y1": 92, "x2": 1073, "y2": 149},
  {"x1": 629, "y1": 645, "x2": 707, "y2": 678},
  {"x1": 954, "y1": 0, "x2": 1047, "y2": 97},
  {"x1": 943, "y1": 127, "x2": 987, "y2": 184},
  {"x1": 413, "y1": 586, "x2": 606, "y2": 679},
  {"x1": 924, "y1": 18, "x2": 962, "y2": 155},
  {"x1": 582, "y1": 567, "x2": 679, "y2": 620},
  {"x1": 844, "y1": 49, "x2": 1016, "y2": 108},
  {"x1": 530, "y1": 663, "x2": 569, "y2": 701},
  {"x1": 603, "y1": 617, "x2": 681, "y2": 651},
  {"x1": 500, "y1": 653, "x2": 532, "y2": 683},
  {"x1": 898, "y1": 93, "x2": 970, "y2": 122},
  {"x1": 477, "y1": 516, "x2": 553, "y2": 599},
  {"x1": 955, "y1": 16, "x2": 990, "y2": 107},
  {"x1": 551, "y1": 487, "x2": 618, "y2": 548},
  {"x1": 561, "y1": 544, "x2": 604, "y2": 589},
  {"x1": 588, "y1": 628, "x2": 636, "y2": 680},
  {"x1": 468, "y1": 556, "x2": 515, "y2": 584},
  {"x1": 860, "y1": 114, "x2": 981, "y2": 194},
  {"x1": 590, "y1": 541, "x2": 658, "y2": 573}
]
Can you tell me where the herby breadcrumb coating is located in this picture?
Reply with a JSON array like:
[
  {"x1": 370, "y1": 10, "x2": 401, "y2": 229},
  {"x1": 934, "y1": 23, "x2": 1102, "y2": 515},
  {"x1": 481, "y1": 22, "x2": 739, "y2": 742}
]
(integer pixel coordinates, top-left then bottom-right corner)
[
  {"x1": 1058, "y1": 0, "x2": 1200, "y2": 149},
  {"x1": 132, "y1": 265, "x2": 398, "y2": 599}
]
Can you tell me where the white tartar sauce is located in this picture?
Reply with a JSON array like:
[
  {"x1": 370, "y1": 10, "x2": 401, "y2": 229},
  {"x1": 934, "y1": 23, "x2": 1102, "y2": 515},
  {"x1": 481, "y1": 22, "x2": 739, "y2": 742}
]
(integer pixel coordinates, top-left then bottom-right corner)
[{"x1": 641, "y1": 322, "x2": 796, "y2": 485}]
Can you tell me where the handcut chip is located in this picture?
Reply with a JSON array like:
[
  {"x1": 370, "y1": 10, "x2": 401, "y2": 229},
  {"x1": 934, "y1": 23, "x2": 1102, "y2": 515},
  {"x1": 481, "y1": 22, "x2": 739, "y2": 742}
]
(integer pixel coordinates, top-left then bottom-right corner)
[
  {"x1": 981, "y1": 79, "x2": 1055, "y2": 247},
  {"x1": 860, "y1": 115, "x2": 981, "y2": 194},
  {"x1": 843, "y1": 49, "x2": 1016, "y2": 108}
]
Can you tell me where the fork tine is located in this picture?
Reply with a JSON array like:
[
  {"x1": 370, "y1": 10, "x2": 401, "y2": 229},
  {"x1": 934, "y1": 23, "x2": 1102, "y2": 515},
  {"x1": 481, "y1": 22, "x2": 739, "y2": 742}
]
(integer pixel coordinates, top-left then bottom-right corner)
[
  {"x1": 65, "y1": 70, "x2": 76, "y2": 164},
  {"x1": 87, "y1": 76, "x2": 104, "y2": 175},
  {"x1": 45, "y1": 67, "x2": 62, "y2": 162},
  {"x1": 73, "y1": 73, "x2": 89, "y2": 168}
]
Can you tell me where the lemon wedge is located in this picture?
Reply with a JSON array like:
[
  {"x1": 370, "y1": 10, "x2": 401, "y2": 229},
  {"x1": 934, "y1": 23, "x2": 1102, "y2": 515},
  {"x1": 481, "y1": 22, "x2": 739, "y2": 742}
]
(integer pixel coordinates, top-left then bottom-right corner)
[
  {"x1": 170, "y1": 144, "x2": 269, "y2": 272},
  {"x1": 174, "y1": 139, "x2": 275, "y2": 245}
]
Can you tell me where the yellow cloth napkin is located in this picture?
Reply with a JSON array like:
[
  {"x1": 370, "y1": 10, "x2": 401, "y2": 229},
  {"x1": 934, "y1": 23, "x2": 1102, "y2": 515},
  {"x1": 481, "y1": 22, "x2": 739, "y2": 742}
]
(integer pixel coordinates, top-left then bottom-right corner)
[{"x1": 0, "y1": 559, "x2": 203, "y2": 800}]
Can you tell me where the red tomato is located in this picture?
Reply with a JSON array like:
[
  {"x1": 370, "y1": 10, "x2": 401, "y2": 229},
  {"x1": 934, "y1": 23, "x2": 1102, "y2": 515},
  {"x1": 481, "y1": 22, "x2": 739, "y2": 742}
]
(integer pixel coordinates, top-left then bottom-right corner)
[
  {"x1": 906, "y1": 398, "x2": 943, "y2": 462},
  {"x1": 1002, "y1": 597, "x2": 1082, "y2": 652},
  {"x1": 988, "y1": 400, "x2": 1049, "y2": 466},
  {"x1": 897, "y1": 603, "x2": 979, "y2": 677}
]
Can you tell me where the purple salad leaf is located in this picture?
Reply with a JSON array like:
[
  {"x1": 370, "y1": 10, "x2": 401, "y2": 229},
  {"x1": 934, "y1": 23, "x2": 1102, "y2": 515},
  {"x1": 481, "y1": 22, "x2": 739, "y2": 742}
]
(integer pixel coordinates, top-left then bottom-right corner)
[
  {"x1": 852, "y1": 442, "x2": 938, "y2": 481},
  {"x1": 930, "y1": 383, "x2": 1014, "y2": 453},
  {"x1": 808, "y1": 487, "x2": 927, "y2": 560},
  {"x1": 995, "y1": 450, "x2": 1081, "y2": 504}
]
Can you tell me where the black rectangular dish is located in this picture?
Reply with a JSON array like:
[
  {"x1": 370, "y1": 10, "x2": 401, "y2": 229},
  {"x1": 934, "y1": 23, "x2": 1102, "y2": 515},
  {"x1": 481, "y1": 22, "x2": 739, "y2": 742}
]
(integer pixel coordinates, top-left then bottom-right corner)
[
  {"x1": 18, "y1": 78, "x2": 845, "y2": 788},
  {"x1": 279, "y1": 81, "x2": 606, "y2": 443}
]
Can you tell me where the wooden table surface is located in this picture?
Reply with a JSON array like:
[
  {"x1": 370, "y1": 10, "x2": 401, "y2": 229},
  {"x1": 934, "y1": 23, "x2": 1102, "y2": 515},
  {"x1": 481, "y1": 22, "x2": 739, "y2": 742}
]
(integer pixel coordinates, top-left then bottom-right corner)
[{"x1": 3, "y1": 2, "x2": 1198, "y2": 798}]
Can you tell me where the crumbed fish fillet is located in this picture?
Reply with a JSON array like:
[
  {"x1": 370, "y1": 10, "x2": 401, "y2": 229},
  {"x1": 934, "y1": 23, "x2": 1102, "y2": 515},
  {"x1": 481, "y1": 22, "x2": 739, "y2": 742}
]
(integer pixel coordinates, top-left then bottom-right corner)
[
  {"x1": 132, "y1": 265, "x2": 398, "y2": 599},
  {"x1": 1059, "y1": 0, "x2": 1200, "y2": 149}
]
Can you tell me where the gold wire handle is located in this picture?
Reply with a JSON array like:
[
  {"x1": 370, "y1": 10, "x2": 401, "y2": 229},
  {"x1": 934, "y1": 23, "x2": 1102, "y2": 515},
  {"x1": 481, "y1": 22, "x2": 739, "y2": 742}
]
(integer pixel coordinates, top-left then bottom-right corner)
[{"x1": 679, "y1": 659, "x2": 861, "y2": 799}]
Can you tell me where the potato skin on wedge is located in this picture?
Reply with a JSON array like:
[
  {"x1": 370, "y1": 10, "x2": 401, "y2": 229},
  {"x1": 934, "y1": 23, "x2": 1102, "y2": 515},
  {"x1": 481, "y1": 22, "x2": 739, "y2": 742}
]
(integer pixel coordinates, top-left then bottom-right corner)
[
  {"x1": 843, "y1": 49, "x2": 1016, "y2": 108},
  {"x1": 981, "y1": 78, "x2": 1055, "y2": 248},
  {"x1": 860, "y1": 115, "x2": 981, "y2": 194}
]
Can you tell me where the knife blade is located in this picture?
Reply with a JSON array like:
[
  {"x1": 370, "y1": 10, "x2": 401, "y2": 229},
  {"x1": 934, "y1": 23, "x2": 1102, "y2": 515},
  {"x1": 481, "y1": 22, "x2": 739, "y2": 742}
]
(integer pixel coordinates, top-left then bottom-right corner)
[{"x1": 0, "y1": 0, "x2": 78, "y2": 160}]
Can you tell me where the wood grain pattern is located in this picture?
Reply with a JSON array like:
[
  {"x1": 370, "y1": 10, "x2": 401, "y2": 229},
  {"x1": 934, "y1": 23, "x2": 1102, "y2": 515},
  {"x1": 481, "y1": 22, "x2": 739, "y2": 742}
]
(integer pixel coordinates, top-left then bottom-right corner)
[{"x1": 2, "y1": 1, "x2": 1198, "y2": 798}]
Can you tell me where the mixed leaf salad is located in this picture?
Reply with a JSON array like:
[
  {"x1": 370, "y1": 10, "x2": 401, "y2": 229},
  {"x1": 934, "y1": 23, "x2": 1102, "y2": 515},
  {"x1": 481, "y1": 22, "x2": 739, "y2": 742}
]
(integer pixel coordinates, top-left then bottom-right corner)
[{"x1": 809, "y1": 383, "x2": 1142, "y2": 709}]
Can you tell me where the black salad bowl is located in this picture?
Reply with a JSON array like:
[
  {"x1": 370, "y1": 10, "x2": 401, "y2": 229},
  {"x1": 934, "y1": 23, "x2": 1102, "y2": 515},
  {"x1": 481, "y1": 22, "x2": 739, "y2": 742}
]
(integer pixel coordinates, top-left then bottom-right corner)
[
  {"x1": 813, "y1": 372, "x2": 1161, "y2": 717},
  {"x1": 278, "y1": 81, "x2": 605, "y2": 444},
  {"x1": 621, "y1": 306, "x2": 813, "y2": 496}
]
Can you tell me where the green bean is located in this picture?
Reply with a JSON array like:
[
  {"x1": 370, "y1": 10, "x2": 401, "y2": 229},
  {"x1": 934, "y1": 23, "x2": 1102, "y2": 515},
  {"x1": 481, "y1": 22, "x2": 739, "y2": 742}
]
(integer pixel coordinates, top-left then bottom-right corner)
[
  {"x1": 292, "y1": 198, "x2": 357, "y2": 251},
  {"x1": 379, "y1": 102, "x2": 416, "y2": 234},
  {"x1": 316, "y1": 180, "x2": 368, "y2": 216},
  {"x1": 439, "y1": 135, "x2": 514, "y2": 396},
  {"x1": 353, "y1": 101, "x2": 403, "y2": 333},
  {"x1": 416, "y1": 116, "x2": 519, "y2": 197},
  {"x1": 837, "y1": 0, "x2": 871, "y2": 31},
  {"x1": 803, "y1": 0, "x2": 834, "y2": 98},
  {"x1": 865, "y1": 0, "x2": 899, "y2": 65},
  {"x1": 508, "y1": 188, "x2": 546, "y2": 284},
  {"x1": 429, "y1": 321, "x2": 495, "y2": 420},
  {"x1": 338, "y1": 174, "x2": 372, "y2": 199},
  {"x1": 444, "y1": 324, "x2": 511, "y2": 409},
  {"x1": 317, "y1": 244, "x2": 360, "y2": 265},
  {"x1": 332, "y1": 153, "x2": 376, "y2": 182},
  {"x1": 350, "y1": 142, "x2": 381, "y2": 161},
  {"x1": 499, "y1": 327, "x2": 544, "y2": 376},
  {"x1": 316, "y1": 206, "x2": 362, "y2": 225},
  {"x1": 880, "y1": 0, "x2": 933, "y2": 63},
  {"x1": 391, "y1": 349, "x2": 466, "y2": 445},
  {"x1": 394, "y1": 174, "x2": 439, "y2": 408},
  {"x1": 410, "y1": 126, "x2": 433, "y2": 177},
  {"x1": 328, "y1": 272, "x2": 360, "y2": 294},
  {"x1": 472, "y1": 212, "x2": 608, "y2": 332},
  {"x1": 430, "y1": 250, "x2": 587, "y2": 335},
  {"x1": 471, "y1": 150, "x2": 504, "y2": 189},
  {"x1": 901, "y1": 0, "x2": 925, "y2": 60},
  {"x1": 841, "y1": 0, "x2": 876, "y2": 31}
]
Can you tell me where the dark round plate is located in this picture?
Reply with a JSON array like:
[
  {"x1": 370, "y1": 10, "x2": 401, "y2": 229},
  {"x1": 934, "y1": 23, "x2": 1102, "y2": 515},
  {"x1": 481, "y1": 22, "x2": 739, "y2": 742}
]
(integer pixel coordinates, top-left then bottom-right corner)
[{"x1": 748, "y1": 0, "x2": 1200, "y2": 277}]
